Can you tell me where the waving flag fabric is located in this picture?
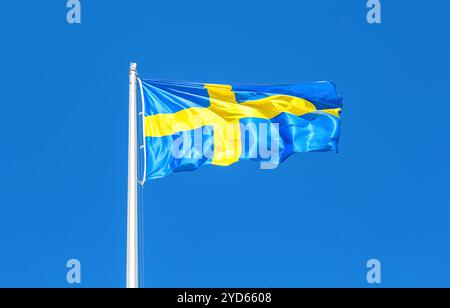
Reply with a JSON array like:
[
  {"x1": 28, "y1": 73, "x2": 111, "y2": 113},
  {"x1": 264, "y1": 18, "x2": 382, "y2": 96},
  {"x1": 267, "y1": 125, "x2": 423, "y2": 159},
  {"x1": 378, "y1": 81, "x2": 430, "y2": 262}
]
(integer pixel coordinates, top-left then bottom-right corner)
[{"x1": 139, "y1": 80, "x2": 343, "y2": 180}]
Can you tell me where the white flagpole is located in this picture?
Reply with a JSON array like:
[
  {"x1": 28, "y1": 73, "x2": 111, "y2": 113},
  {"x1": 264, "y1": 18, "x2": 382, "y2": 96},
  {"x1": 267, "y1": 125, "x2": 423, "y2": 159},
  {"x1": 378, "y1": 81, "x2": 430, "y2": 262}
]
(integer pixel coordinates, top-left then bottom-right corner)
[{"x1": 127, "y1": 63, "x2": 139, "y2": 288}]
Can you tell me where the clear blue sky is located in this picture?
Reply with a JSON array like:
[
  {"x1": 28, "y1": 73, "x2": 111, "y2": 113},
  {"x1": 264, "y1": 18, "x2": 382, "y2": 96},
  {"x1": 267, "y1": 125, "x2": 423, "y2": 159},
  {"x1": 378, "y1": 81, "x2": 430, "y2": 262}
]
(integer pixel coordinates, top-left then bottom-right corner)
[{"x1": 0, "y1": 1, "x2": 449, "y2": 287}]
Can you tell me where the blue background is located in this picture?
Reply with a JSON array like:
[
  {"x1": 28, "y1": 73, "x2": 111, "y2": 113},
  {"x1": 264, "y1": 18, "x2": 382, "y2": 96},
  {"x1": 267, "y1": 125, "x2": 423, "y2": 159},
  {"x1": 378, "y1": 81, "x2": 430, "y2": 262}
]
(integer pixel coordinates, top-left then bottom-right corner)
[{"x1": 0, "y1": 1, "x2": 449, "y2": 287}]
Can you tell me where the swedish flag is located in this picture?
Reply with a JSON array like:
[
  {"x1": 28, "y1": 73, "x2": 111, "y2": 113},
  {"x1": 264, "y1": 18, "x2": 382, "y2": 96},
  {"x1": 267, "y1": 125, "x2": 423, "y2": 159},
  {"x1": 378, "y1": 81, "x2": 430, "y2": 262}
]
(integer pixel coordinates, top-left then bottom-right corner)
[{"x1": 139, "y1": 80, "x2": 342, "y2": 180}]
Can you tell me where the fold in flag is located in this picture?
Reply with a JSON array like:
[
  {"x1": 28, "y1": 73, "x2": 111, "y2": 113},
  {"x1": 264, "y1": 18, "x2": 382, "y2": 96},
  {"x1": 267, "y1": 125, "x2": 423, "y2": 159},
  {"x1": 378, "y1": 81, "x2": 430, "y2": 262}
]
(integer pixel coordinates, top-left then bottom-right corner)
[{"x1": 139, "y1": 80, "x2": 343, "y2": 180}]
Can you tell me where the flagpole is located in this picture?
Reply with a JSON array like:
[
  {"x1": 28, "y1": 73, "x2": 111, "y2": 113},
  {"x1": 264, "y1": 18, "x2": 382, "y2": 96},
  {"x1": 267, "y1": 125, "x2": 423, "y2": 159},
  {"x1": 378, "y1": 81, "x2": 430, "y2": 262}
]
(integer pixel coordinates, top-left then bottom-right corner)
[{"x1": 127, "y1": 62, "x2": 139, "y2": 288}]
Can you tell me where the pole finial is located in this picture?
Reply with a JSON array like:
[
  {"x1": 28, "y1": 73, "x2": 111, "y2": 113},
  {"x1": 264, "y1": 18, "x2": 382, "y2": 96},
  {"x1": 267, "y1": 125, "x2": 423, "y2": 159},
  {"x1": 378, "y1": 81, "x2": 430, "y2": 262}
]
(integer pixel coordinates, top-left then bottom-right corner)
[{"x1": 130, "y1": 62, "x2": 137, "y2": 72}]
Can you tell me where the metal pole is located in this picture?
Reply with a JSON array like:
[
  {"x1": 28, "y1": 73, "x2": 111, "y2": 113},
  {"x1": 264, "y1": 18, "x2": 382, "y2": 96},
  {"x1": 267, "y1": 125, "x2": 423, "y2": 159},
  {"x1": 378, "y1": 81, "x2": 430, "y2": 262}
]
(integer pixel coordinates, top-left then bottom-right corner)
[{"x1": 126, "y1": 63, "x2": 138, "y2": 288}]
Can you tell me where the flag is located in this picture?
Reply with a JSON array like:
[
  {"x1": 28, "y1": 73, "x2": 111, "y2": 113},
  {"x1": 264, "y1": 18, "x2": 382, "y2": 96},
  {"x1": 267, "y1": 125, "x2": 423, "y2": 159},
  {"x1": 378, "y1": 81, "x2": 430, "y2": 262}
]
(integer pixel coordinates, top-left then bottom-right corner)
[{"x1": 139, "y1": 79, "x2": 343, "y2": 180}]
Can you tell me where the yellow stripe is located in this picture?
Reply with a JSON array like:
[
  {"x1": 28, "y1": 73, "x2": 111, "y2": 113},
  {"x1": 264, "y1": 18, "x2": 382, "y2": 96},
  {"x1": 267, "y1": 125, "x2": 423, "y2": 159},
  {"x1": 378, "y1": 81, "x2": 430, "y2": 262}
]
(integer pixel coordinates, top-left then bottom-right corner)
[
  {"x1": 322, "y1": 108, "x2": 341, "y2": 118},
  {"x1": 144, "y1": 84, "x2": 342, "y2": 166},
  {"x1": 204, "y1": 84, "x2": 237, "y2": 104},
  {"x1": 144, "y1": 107, "x2": 225, "y2": 137},
  {"x1": 144, "y1": 96, "x2": 341, "y2": 137},
  {"x1": 204, "y1": 84, "x2": 241, "y2": 166}
]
